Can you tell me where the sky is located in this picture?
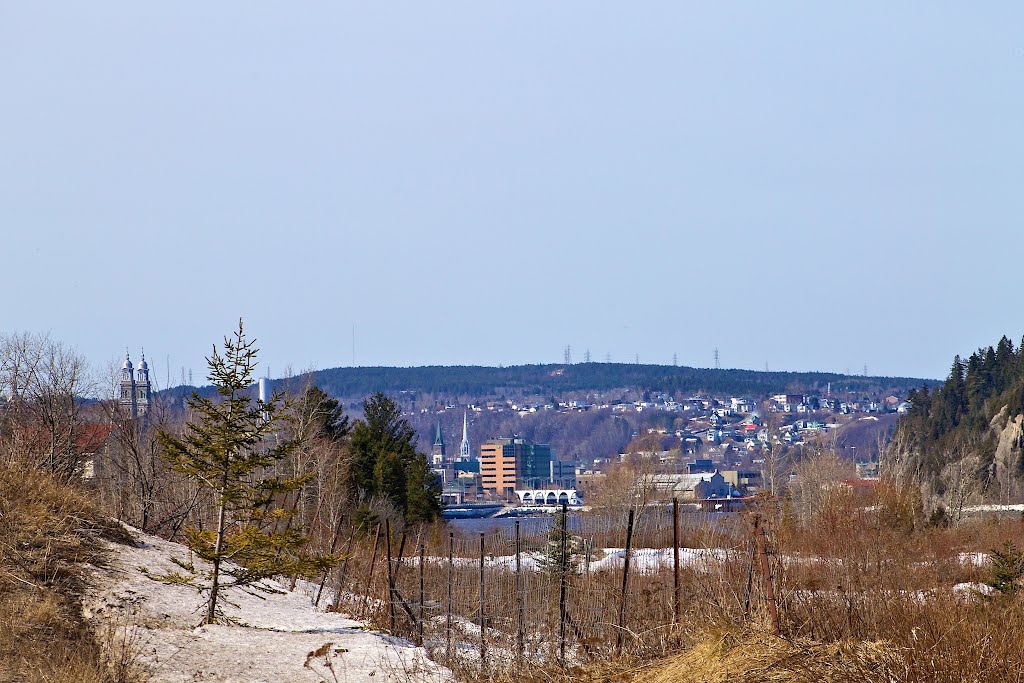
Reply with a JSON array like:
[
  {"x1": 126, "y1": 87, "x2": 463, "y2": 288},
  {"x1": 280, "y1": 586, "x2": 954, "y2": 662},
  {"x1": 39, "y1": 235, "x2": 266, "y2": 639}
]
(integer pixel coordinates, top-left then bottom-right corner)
[{"x1": 3, "y1": 3, "x2": 1022, "y2": 385}]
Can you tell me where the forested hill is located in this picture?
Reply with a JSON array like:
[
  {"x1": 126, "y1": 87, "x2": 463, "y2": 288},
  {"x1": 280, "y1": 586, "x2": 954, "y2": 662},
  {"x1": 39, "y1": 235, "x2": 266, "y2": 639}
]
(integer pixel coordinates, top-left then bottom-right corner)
[
  {"x1": 251, "y1": 363, "x2": 929, "y2": 401},
  {"x1": 899, "y1": 335, "x2": 1024, "y2": 480}
]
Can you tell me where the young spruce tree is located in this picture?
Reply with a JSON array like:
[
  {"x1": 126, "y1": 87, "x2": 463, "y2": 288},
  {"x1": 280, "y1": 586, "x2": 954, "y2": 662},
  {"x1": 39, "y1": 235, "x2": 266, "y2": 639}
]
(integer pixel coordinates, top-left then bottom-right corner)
[
  {"x1": 158, "y1": 320, "x2": 333, "y2": 624},
  {"x1": 537, "y1": 506, "x2": 583, "y2": 575}
]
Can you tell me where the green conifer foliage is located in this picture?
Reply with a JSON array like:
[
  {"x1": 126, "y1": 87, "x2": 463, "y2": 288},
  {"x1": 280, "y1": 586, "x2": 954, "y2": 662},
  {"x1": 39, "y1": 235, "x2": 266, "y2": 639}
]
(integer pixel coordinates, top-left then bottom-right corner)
[
  {"x1": 157, "y1": 320, "x2": 334, "y2": 624},
  {"x1": 537, "y1": 507, "x2": 583, "y2": 575},
  {"x1": 987, "y1": 540, "x2": 1024, "y2": 597},
  {"x1": 346, "y1": 392, "x2": 441, "y2": 527}
]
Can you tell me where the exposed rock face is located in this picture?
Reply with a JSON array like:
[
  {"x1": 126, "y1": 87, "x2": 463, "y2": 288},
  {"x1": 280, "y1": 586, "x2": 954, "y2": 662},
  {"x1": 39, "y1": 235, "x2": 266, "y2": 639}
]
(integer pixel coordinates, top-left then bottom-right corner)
[{"x1": 990, "y1": 407, "x2": 1024, "y2": 499}]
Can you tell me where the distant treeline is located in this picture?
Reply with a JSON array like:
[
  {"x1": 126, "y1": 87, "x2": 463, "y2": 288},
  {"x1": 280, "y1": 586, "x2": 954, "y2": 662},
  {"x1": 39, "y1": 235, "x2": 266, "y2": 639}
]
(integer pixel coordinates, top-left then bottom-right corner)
[{"x1": 242, "y1": 363, "x2": 934, "y2": 402}]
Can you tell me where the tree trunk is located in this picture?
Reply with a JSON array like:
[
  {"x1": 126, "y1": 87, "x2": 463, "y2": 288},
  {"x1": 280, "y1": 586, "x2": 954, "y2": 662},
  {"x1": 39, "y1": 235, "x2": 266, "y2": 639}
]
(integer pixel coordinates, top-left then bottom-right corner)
[{"x1": 207, "y1": 477, "x2": 229, "y2": 624}]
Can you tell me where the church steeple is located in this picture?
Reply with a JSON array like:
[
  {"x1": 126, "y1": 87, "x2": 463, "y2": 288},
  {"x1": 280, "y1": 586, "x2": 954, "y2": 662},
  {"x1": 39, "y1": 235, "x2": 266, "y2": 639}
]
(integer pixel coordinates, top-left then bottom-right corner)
[
  {"x1": 459, "y1": 410, "x2": 471, "y2": 461},
  {"x1": 119, "y1": 350, "x2": 136, "y2": 417},
  {"x1": 431, "y1": 419, "x2": 446, "y2": 466},
  {"x1": 135, "y1": 349, "x2": 151, "y2": 417}
]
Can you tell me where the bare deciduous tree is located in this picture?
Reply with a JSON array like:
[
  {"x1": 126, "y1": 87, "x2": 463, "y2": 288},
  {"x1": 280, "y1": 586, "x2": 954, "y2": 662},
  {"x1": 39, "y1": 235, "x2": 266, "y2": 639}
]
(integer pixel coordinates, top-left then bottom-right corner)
[{"x1": 0, "y1": 332, "x2": 94, "y2": 476}]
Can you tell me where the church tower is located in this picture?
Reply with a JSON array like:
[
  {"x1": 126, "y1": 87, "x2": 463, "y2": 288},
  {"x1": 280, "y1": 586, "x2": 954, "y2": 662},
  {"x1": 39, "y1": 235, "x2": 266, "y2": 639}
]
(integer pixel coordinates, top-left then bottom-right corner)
[
  {"x1": 459, "y1": 410, "x2": 471, "y2": 461},
  {"x1": 118, "y1": 348, "x2": 152, "y2": 420},
  {"x1": 431, "y1": 419, "x2": 446, "y2": 466},
  {"x1": 119, "y1": 351, "x2": 136, "y2": 418},
  {"x1": 135, "y1": 350, "x2": 152, "y2": 417}
]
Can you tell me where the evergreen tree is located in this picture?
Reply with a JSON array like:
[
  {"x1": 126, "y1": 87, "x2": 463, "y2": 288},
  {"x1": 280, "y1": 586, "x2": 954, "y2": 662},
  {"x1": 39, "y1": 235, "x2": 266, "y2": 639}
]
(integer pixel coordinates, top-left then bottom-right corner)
[
  {"x1": 293, "y1": 384, "x2": 349, "y2": 443},
  {"x1": 537, "y1": 506, "x2": 583, "y2": 575},
  {"x1": 347, "y1": 392, "x2": 441, "y2": 526},
  {"x1": 995, "y1": 336, "x2": 1016, "y2": 392},
  {"x1": 987, "y1": 540, "x2": 1024, "y2": 596},
  {"x1": 157, "y1": 321, "x2": 333, "y2": 624}
]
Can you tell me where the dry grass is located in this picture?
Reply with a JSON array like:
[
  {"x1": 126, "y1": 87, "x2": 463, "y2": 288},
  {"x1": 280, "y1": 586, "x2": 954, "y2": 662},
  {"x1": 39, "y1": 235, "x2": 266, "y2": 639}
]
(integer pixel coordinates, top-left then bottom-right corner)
[
  {"x1": 641, "y1": 624, "x2": 903, "y2": 683},
  {"x1": 0, "y1": 464, "x2": 138, "y2": 683},
  {"x1": 324, "y1": 486, "x2": 1024, "y2": 682}
]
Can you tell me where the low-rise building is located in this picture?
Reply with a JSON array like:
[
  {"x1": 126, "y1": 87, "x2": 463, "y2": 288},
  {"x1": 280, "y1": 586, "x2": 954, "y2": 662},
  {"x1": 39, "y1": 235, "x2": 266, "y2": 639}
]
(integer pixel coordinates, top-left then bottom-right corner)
[{"x1": 645, "y1": 470, "x2": 735, "y2": 502}]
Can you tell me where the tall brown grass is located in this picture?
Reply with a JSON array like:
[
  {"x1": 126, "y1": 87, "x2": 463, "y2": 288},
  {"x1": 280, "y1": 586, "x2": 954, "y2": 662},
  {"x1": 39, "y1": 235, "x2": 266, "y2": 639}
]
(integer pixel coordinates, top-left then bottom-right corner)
[
  {"x1": 0, "y1": 464, "x2": 138, "y2": 683},
  {"x1": 327, "y1": 485, "x2": 1024, "y2": 683}
]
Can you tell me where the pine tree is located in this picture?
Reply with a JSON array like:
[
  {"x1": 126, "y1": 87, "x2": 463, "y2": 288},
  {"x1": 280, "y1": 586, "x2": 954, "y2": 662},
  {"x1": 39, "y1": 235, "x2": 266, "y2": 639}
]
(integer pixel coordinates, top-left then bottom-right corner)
[
  {"x1": 347, "y1": 392, "x2": 441, "y2": 526},
  {"x1": 157, "y1": 320, "x2": 333, "y2": 624},
  {"x1": 292, "y1": 384, "x2": 349, "y2": 443}
]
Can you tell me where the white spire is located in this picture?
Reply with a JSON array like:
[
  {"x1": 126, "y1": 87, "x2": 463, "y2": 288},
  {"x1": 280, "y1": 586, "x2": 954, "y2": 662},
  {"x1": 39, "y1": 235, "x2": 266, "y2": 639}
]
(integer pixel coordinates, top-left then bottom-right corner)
[{"x1": 460, "y1": 409, "x2": 471, "y2": 461}]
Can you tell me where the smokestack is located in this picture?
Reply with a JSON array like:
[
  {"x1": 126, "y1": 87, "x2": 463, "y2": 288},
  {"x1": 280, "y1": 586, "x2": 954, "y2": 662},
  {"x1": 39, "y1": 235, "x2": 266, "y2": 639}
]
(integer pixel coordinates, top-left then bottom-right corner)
[{"x1": 258, "y1": 377, "x2": 270, "y2": 423}]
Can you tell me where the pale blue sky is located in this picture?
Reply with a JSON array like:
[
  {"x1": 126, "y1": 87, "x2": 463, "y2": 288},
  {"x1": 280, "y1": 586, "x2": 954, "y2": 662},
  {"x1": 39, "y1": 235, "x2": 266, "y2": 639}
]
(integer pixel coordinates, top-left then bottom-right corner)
[{"x1": 3, "y1": 3, "x2": 1021, "y2": 383}]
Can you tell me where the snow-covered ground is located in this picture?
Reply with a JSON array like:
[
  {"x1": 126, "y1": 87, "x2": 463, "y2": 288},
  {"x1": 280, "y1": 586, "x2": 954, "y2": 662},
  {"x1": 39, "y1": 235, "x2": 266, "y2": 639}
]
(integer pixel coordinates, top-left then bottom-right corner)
[
  {"x1": 83, "y1": 528, "x2": 451, "y2": 683},
  {"x1": 588, "y1": 546, "x2": 732, "y2": 573},
  {"x1": 408, "y1": 545, "x2": 733, "y2": 574},
  {"x1": 963, "y1": 504, "x2": 1024, "y2": 513}
]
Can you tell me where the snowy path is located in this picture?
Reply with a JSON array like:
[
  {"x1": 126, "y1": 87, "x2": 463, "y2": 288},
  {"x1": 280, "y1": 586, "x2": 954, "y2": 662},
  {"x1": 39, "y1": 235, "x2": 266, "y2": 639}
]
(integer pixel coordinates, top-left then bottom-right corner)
[{"x1": 83, "y1": 529, "x2": 450, "y2": 683}]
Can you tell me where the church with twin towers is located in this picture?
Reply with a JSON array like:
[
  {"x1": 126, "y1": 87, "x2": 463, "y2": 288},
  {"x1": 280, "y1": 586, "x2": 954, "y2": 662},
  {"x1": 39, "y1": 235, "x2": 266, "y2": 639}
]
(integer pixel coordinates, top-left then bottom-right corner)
[{"x1": 118, "y1": 350, "x2": 152, "y2": 419}]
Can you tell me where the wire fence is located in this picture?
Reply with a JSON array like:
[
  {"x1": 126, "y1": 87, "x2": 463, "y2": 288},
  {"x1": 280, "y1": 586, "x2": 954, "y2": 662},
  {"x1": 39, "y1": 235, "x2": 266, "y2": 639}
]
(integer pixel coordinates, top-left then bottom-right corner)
[{"x1": 314, "y1": 500, "x2": 782, "y2": 671}]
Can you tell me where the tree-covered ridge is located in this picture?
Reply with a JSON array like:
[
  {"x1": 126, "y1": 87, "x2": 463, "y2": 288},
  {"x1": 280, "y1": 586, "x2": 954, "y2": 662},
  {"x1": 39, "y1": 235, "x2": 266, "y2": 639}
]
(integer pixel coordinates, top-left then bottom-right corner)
[
  {"x1": 276, "y1": 363, "x2": 932, "y2": 401},
  {"x1": 900, "y1": 335, "x2": 1024, "y2": 477}
]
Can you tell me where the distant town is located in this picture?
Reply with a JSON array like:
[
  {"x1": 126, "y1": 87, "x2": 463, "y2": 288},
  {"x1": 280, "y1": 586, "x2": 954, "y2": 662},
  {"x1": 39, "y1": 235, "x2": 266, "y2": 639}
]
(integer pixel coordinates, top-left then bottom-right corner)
[{"x1": 423, "y1": 387, "x2": 906, "y2": 512}]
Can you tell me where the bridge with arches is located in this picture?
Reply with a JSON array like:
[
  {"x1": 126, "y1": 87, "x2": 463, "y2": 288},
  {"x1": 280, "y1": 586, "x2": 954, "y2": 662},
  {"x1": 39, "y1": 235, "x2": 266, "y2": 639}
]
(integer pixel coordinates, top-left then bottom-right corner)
[{"x1": 514, "y1": 489, "x2": 582, "y2": 507}]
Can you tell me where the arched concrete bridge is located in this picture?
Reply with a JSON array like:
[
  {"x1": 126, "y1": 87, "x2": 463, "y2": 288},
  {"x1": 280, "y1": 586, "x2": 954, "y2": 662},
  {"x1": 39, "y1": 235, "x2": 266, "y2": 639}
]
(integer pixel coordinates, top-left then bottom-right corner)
[{"x1": 514, "y1": 489, "x2": 582, "y2": 506}]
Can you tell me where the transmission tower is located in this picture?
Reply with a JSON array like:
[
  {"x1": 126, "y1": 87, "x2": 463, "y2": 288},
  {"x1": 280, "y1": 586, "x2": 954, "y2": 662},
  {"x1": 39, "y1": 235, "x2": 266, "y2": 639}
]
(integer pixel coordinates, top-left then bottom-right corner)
[
  {"x1": 714, "y1": 347, "x2": 720, "y2": 370},
  {"x1": 563, "y1": 345, "x2": 572, "y2": 365},
  {"x1": 673, "y1": 352, "x2": 678, "y2": 367},
  {"x1": 584, "y1": 348, "x2": 591, "y2": 363}
]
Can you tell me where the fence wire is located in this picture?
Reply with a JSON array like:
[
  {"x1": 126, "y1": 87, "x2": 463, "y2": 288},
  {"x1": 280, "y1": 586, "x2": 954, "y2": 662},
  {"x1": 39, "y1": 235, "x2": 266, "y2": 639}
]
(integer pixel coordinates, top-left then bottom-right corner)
[{"x1": 320, "y1": 504, "x2": 780, "y2": 669}]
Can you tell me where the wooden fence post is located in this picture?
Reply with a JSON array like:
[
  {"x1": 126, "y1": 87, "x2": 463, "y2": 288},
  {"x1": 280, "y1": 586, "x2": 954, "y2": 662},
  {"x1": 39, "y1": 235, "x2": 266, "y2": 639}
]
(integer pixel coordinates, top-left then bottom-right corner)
[
  {"x1": 331, "y1": 527, "x2": 357, "y2": 610},
  {"x1": 417, "y1": 543, "x2": 425, "y2": 646},
  {"x1": 385, "y1": 519, "x2": 395, "y2": 634},
  {"x1": 515, "y1": 520, "x2": 524, "y2": 661},
  {"x1": 358, "y1": 522, "x2": 381, "y2": 621},
  {"x1": 743, "y1": 527, "x2": 756, "y2": 620},
  {"x1": 616, "y1": 508, "x2": 635, "y2": 655},
  {"x1": 314, "y1": 513, "x2": 345, "y2": 607},
  {"x1": 479, "y1": 532, "x2": 486, "y2": 666},
  {"x1": 673, "y1": 497, "x2": 681, "y2": 625},
  {"x1": 446, "y1": 532, "x2": 453, "y2": 659},
  {"x1": 559, "y1": 504, "x2": 568, "y2": 664},
  {"x1": 755, "y1": 514, "x2": 781, "y2": 636}
]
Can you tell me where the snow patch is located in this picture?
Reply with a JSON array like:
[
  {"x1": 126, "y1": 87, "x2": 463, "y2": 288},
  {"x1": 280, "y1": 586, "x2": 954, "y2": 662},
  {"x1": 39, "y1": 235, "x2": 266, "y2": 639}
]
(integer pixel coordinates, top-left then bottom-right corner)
[{"x1": 83, "y1": 527, "x2": 450, "y2": 683}]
